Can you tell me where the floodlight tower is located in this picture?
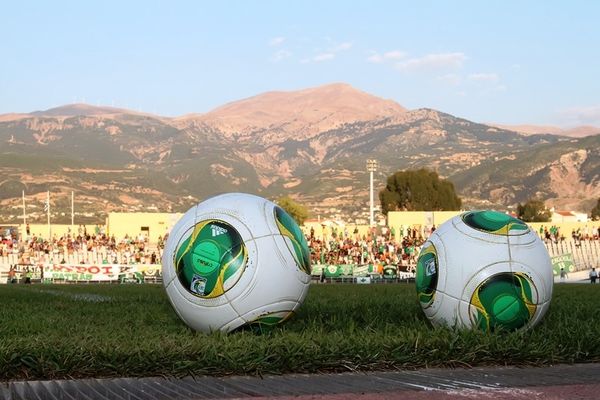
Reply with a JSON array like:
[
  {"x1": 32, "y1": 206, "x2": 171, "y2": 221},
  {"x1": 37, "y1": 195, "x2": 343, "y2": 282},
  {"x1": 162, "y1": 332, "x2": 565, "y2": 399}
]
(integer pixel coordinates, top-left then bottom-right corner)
[{"x1": 366, "y1": 159, "x2": 378, "y2": 226}]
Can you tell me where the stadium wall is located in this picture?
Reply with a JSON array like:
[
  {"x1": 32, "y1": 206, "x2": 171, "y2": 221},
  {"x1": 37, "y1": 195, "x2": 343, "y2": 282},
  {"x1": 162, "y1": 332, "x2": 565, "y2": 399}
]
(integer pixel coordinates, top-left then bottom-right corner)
[
  {"x1": 7, "y1": 213, "x2": 183, "y2": 243},
  {"x1": 106, "y1": 212, "x2": 183, "y2": 242},
  {"x1": 387, "y1": 212, "x2": 600, "y2": 238},
  {"x1": 8, "y1": 212, "x2": 600, "y2": 244},
  {"x1": 387, "y1": 211, "x2": 462, "y2": 236},
  {"x1": 16, "y1": 224, "x2": 101, "y2": 240},
  {"x1": 528, "y1": 221, "x2": 600, "y2": 236},
  {"x1": 301, "y1": 220, "x2": 372, "y2": 239}
]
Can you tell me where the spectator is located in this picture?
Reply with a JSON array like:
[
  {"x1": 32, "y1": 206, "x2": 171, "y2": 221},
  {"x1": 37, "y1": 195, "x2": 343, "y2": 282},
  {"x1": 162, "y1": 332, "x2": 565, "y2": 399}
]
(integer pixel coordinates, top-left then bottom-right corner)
[{"x1": 560, "y1": 267, "x2": 568, "y2": 283}]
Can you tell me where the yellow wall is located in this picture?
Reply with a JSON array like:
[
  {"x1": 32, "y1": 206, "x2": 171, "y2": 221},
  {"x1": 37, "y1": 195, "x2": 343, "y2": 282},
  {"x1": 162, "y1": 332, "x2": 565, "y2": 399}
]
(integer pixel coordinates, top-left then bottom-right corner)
[
  {"x1": 301, "y1": 211, "x2": 465, "y2": 241},
  {"x1": 19, "y1": 224, "x2": 100, "y2": 240},
  {"x1": 106, "y1": 212, "x2": 183, "y2": 242},
  {"x1": 14, "y1": 213, "x2": 184, "y2": 243},
  {"x1": 15, "y1": 212, "x2": 600, "y2": 244},
  {"x1": 386, "y1": 211, "x2": 462, "y2": 238},
  {"x1": 302, "y1": 220, "x2": 372, "y2": 240},
  {"x1": 381, "y1": 212, "x2": 600, "y2": 241},
  {"x1": 528, "y1": 221, "x2": 600, "y2": 237}
]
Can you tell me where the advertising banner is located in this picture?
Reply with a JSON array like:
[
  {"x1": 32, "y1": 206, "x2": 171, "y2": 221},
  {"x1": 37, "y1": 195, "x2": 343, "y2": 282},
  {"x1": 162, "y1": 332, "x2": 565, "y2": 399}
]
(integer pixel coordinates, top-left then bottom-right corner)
[
  {"x1": 313, "y1": 264, "x2": 352, "y2": 277},
  {"x1": 45, "y1": 264, "x2": 121, "y2": 281},
  {"x1": 312, "y1": 264, "x2": 355, "y2": 277},
  {"x1": 383, "y1": 266, "x2": 398, "y2": 279},
  {"x1": 312, "y1": 264, "x2": 404, "y2": 278},
  {"x1": 0, "y1": 263, "x2": 162, "y2": 283},
  {"x1": 353, "y1": 264, "x2": 374, "y2": 276},
  {"x1": 551, "y1": 254, "x2": 575, "y2": 276}
]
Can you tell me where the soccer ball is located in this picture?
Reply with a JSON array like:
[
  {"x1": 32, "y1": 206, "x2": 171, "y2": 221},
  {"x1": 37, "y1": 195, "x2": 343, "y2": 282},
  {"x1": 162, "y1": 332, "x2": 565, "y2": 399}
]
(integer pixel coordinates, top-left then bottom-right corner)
[
  {"x1": 162, "y1": 193, "x2": 312, "y2": 333},
  {"x1": 416, "y1": 210, "x2": 553, "y2": 331}
]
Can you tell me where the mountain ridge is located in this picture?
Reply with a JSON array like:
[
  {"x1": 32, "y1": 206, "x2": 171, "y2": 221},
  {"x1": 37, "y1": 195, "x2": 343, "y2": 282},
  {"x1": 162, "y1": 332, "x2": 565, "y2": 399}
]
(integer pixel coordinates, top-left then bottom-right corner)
[{"x1": 0, "y1": 83, "x2": 599, "y2": 223}]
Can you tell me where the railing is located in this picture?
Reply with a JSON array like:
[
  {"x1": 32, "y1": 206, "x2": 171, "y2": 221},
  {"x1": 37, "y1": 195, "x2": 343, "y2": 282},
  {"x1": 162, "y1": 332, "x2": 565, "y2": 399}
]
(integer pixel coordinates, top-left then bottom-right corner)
[
  {"x1": 0, "y1": 246, "x2": 161, "y2": 267},
  {"x1": 544, "y1": 239, "x2": 600, "y2": 271}
]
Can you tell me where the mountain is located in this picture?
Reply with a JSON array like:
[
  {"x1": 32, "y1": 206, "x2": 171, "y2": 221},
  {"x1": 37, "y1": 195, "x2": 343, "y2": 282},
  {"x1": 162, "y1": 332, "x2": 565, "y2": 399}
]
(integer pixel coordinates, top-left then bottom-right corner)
[
  {"x1": 174, "y1": 83, "x2": 406, "y2": 143},
  {"x1": 30, "y1": 103, "x2": 149, "y2": 117},
  {"x1": 492, "y1": 123, "x2": 600, "y2": 138},
  {"x1": 0, "y1": 83, "x2": 599, "y2": 223}
]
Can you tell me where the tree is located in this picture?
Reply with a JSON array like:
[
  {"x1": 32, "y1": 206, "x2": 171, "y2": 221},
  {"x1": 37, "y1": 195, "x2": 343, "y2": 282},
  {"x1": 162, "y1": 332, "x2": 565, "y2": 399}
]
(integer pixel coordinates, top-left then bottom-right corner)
[
  {"x1": 379, "y1": 168, "x2": 462, "y2": 214},
  {"x1": 516, "y1": 199, "x2": 551, "y2": 222},
  {"x1": 591, "y1": 198, "x2": 600, "y2": 221},
  {"x1": 276, "y1": 196, "x2": 309, "y2": 225}
]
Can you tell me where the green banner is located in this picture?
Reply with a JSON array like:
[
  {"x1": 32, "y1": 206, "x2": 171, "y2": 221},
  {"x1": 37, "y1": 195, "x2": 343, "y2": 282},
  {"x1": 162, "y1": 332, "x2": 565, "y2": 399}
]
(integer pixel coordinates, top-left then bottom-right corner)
[
  {"x1": 312, "y1": 264, "x2": 395, "y2": 277},
  {"x1": 353, "y1": 264, "x2": 371, "y2": 277},
  {"x1": 312, "y1": 264, "x2": 354, "y2": 277},
  {"x1": 383, "y1": 266, "x2": 397, "y2": 279},
  {"x1": 551, "y1": 253, "x2": 575, "y2": 276},
  {"x1": 325, "y1": 264, "x2": 353, "y2": 277}
]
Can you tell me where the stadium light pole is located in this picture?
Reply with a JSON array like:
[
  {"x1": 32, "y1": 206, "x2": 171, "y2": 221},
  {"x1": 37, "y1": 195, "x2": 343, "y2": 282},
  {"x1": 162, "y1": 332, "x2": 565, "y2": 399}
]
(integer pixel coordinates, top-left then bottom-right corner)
[
  {"x1": 366, "y1": 159, "x2": 378, "y2": 226},
  {"x1": 46, "y1": 190, "x2": 51, "y2": 240}
]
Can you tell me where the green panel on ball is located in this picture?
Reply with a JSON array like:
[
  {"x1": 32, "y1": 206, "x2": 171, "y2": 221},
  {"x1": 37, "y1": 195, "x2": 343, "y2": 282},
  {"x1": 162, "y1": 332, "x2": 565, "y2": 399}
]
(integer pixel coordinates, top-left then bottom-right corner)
[
  {"x1": 275, "y1": 206, "x2": 312, "y2": 275},
  {"x1": 470, "y1": 272, "x2": 537, "y2": 331},
  {"x1": 244, "y1": 311, "x2": 294, "y2": 333},
  {"x1": 416, "y1": 244, "x2": 438, "y2": 308},
  {"x1": 175, "y1": 220, "x2": 247, "y2": 298},
  {"x1": 462, "y1": 211, "x2": 528, "y2": 235}
]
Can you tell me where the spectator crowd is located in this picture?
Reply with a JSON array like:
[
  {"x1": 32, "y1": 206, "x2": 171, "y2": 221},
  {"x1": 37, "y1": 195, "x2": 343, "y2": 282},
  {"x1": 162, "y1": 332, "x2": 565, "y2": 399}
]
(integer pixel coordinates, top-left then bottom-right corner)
[
  {"x1": 305, "y1": 224, "x2": 433, "y2": 271},
  {"x1": 539, "y1": 224, "x2": 600, "y2": 244},
  {"x1": 0, "y1": 224, "x2": 165, "y2": 266},
  {"x1": 2, "y1": 221, "x2": 599, "y2": 271}
]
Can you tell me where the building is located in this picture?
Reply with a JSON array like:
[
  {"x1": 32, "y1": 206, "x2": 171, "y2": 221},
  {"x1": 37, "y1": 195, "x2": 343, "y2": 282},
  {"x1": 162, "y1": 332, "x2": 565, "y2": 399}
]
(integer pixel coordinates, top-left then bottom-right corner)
[{"x1": 551, "y1": 210, "x2": 588, "y2": 223}]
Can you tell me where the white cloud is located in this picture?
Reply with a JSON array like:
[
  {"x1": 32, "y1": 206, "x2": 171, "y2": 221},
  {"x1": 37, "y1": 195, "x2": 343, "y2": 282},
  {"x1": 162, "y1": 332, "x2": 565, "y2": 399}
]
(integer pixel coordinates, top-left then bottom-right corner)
[
  {"x1": 560, "y1": 105, "x2": 600, "y2": 126},
  {"x1": 367, "y1": 54, "x2": 383, "y2": 63},
  {"x1": 332, "y1": 42, "x2": 353, "y2": 52},
  {"x1": 383, "y1": 50, "x2": 405, "y2": 60},
  {"x1": 437, "y1": 73, "x2": 462, "y2": 86},
  {"x1": 269, "y1": 37, "x2": 285, "y2": 46},
  {"x1": 313, "y1": 53, "x2": 335, "y2": 62},
  {"x1": 300, "y1": 38, "x2": 351, "y2": 64},
  {"x1": 466, "y1": 73, "x2": 506, "y2": 93},
  {"x1": 367, "y1": 50, "x2": 405, "y2": 64},
  {"x1": 270, "y1": 49, "x2": 292, "y2": 62},
  {"x1": 468, "y1": 73, "x2": 500, "y2": 83},
  {"x1": 395, "y1": 52, "x2": 466, "y2": 72}
]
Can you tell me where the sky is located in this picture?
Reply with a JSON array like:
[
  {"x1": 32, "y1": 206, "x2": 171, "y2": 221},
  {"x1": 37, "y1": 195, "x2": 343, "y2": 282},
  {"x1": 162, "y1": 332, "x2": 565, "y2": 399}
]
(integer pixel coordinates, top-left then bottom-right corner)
[{"x1": 1, "y1": 1, "x2": 599, "y2": 127}]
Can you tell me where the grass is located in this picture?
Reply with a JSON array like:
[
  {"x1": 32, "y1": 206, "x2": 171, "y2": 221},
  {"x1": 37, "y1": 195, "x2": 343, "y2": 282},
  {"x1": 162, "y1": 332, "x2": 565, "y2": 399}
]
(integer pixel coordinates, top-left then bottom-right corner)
[{"x1": 1, "y1": 283, "x2": 600, "y2": 381}]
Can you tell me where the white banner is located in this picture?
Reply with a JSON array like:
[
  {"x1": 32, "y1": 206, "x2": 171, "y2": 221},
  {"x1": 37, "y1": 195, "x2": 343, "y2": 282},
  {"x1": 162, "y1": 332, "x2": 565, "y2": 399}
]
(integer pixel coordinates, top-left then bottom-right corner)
[{"x1": 0, "y1": 263, "x2": 162, "y2": 283}]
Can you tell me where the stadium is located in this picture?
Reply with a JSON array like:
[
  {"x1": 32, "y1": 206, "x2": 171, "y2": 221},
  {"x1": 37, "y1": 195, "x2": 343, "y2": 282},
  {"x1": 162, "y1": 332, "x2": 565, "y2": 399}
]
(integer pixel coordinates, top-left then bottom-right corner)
[
  {"x1": 2, "y1": 210, "x2": 598, "y2": 284},
  {"x1": 3, "y1": 2, "x2": 600, "y2": 399},
  {"x1": 1, "y1": 205, "x2": 600, "y2": 398}
]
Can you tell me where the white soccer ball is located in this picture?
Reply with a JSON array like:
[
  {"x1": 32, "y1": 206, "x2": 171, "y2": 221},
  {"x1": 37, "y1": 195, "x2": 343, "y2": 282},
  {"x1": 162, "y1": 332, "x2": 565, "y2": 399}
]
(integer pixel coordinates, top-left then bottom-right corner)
[
  {"x1": 416, "y1": 210, "x2": 553, "y2": 331},
  {"x1": 162, "y1": 193, "x2": 312, "y2": 333}
]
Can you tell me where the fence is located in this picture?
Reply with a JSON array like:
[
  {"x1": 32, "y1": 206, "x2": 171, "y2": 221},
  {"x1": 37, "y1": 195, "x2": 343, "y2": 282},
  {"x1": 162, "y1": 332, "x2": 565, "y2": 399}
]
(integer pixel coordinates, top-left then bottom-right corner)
[
  {"x1": 544, "y1": 239, "x2": 600, "y2": 271},
  {"x1": 311, "y1": 264, "x2": 416, "y2": 284},
  {"x1": 1, "y1": 239, "x2": 598, "y2": 285}
]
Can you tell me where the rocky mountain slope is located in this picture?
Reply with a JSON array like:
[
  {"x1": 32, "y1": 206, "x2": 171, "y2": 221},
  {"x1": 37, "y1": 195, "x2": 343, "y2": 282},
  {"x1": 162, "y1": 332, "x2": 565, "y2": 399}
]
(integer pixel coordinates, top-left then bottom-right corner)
[
  {"x1": 0, "y1": 83, "x2": 598, "y2": 223},
  {"x1": 492, "y1": 124, "x2": 600, "y2": 138}
]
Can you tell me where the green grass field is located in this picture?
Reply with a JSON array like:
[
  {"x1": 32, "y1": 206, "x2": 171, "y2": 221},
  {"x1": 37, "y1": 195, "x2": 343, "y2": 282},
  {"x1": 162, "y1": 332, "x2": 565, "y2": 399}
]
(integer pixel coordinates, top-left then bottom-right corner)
[{"x1": 1, "y1": 283, "x2": 600, "y2": 381}]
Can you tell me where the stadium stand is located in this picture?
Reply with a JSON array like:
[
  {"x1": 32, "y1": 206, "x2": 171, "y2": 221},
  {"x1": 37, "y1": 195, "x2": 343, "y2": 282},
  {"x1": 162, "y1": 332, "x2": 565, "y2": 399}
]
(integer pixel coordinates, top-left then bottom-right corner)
[{"x1": 1, "y1": 222, "x2": 599, "y2": 284}]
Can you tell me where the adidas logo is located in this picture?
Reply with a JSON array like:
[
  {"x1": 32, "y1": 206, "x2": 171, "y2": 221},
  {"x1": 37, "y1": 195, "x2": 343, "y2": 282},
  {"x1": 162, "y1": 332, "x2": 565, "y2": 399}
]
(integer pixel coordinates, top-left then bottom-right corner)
[
  {"x1": 425, "y1": 259, "x2": 436, "y2": 276},
  {"x1": 211, "y1": 225, "x2": 228, "y2": 237}
]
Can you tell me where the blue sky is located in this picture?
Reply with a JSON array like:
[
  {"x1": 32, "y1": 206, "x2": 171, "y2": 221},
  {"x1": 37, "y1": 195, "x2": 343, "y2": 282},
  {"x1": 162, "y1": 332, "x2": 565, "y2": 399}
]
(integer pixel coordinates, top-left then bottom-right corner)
[{"x1": 1, "y1": 1, "x2": 599, "y2": 126}]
